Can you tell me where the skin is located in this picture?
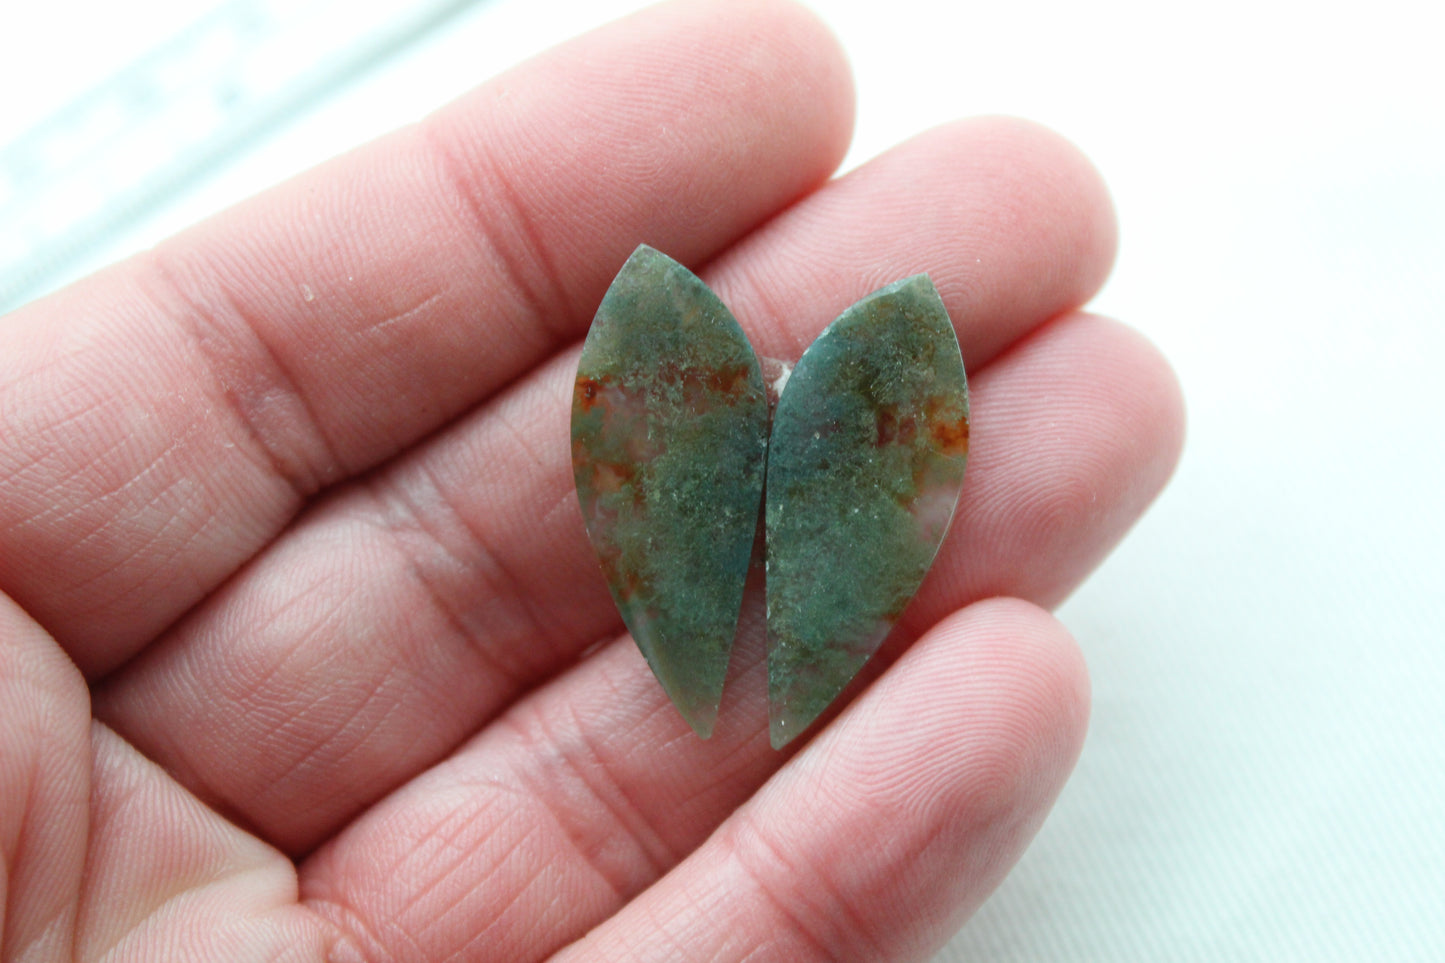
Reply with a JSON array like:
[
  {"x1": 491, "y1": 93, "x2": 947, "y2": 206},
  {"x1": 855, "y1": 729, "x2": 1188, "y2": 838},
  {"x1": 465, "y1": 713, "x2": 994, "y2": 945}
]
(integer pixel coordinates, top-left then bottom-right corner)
[{"x1": 0, "y1": 1, "x2": 1184, "y2": 960}]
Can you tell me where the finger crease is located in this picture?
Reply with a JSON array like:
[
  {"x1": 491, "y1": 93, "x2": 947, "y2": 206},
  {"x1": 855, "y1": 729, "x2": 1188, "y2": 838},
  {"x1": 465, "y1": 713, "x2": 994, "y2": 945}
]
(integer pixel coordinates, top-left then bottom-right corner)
[
  {"x1": 421, "y1": 119, "x2": 578, "y2": 350},
  {"x1": 503, "y1": 699, "x2": 672, "y2": 902},
  {"x1": 139, "y1": 250, "x2": 340, "y2": 500},
  {"x1": 728, "y1": 818, "x2": 887, "y2": 961},
  {"x1": 394, "y1": 448, "x2": 574, "y2": 678},
  {"x1": 361, "y1": 474, "x2": 533, "y2": 692},
  {"x1": 302, "y1": 891, "x2": 398, "y2": 963}
]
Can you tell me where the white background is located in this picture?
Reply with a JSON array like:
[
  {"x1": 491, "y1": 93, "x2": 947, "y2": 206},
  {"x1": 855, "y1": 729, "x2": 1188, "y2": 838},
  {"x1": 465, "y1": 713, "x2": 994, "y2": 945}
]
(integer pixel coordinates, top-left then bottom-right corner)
[{"x1": 3, "y1": 0, "x2": 1443, "y2": 959}]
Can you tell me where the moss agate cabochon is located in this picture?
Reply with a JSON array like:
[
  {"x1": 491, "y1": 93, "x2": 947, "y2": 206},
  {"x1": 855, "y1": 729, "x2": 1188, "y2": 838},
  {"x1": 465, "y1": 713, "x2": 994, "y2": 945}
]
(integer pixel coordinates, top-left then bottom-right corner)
[
  {"x1": 571, "y1": 245, "x2": 768, "y2": 738},
  {"x1": 572, "y1": 250, "x2": 967, "y2": 748},
  {"x1": 764, "y1": 276, "x2": 970, "y2": 748}
]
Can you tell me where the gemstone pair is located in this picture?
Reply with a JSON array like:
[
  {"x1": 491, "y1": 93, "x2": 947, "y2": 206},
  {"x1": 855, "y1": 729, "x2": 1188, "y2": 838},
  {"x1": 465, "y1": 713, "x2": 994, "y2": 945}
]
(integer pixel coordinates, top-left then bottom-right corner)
[{"x1": 571, "y1": 246, "x2": 969, "y2": 748}]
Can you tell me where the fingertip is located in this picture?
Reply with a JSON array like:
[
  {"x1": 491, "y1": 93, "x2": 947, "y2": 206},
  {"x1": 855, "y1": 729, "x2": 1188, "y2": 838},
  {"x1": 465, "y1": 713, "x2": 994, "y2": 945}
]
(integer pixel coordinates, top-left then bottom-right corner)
[
  {"x1": 663, "y1": 598, "x2": 1093, "y2": 962},
  {"x1": 818, "y1": 596, "x2": 1090, "y2": 829},
  {"x1": 935, "y1": 115, "x2": 1118, "y2": 322},
  {"x1": 707, "y1": 113, "x2": 1117, "y2": 367},
  {"x1": 692, "y1": 0, "x2": 860, "y2": 202},
  {"x1": 930, "y1": 597, "x2": 1091, "y2": 800},
  {"x1": 388, "y1": 0, "x2": 862, "y2": 357},
  {"x1": 1116, "y1": 314, "x2": 1188, "y2": 484},
  {"x1": 758, "y1": 0, "x2": 859, "y2": 167},
  {"x1": 1021, "y1": 314, "x2": 1184, "y2": 554},
  {"x1": 1082, "y1": 314, "x2": 1186, "y2": 517},
  {"x1": 925, "y1": 312, "x2": 1184, "y2": 611}
]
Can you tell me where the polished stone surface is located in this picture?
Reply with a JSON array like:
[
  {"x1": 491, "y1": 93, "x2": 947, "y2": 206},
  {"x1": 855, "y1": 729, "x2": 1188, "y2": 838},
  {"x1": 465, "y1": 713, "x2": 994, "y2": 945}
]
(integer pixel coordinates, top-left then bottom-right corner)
[
  {"x1": 765, "y1": 276, "x2": 969, "y2": 747},
  {"x1": 571, "y1": 245, "x2": 768, "y2": 737}
]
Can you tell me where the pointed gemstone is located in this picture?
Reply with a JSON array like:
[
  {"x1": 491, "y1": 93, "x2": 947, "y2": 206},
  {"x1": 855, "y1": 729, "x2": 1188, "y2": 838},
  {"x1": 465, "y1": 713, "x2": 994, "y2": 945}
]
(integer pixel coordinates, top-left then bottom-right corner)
[
  {"x1": 572, "y1": 245, "x2": 768, "y2": 738},
  {"x1": 765, "y1": 276, "x2": 970, "y2": 748}
]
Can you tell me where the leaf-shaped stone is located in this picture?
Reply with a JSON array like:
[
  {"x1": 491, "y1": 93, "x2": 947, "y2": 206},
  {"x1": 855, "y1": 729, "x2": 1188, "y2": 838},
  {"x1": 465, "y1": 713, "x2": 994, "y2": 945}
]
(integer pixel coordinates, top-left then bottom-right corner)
[
  {"x1": 572, "y1": 245, "x2": 768, "y2": 738},
  {"x1": 765, "y1": 276, "x2": 969, "y2": 748}
]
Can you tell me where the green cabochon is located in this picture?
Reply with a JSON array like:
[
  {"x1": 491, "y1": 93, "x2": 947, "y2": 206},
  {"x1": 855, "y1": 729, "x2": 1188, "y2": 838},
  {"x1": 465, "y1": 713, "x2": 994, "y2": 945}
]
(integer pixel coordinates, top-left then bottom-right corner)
[
  {"x1": 765, "y1": 276, "x2": 970, "y2": 748},
  {"x1": 571, "y1": 246, "x2": 768, "y2": 738}
]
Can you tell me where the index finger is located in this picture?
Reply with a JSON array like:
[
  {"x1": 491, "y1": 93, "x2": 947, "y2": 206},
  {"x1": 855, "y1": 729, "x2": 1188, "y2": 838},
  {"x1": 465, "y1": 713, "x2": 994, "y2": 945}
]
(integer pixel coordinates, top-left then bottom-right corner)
[{"x1": 0, "y1": 0, "x2": 854, "y2": 677}]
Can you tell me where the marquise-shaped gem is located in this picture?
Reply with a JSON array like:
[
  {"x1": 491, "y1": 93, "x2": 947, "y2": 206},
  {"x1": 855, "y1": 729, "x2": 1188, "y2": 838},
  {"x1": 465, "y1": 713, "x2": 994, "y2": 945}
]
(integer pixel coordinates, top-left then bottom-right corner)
[
  {"x1": 571, "y1": 245, "x2": 768, "y2": 738},
  {"x1": 765, "y1": 276, "x2": 970, "y2": 748}
]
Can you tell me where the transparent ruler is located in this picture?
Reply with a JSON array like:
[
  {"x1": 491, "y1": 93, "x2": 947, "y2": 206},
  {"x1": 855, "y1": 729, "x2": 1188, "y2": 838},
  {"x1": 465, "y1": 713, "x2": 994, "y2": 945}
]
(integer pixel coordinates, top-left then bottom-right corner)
[{"x1": 0, "y1": 0, "x2": 485, "y2": 312}]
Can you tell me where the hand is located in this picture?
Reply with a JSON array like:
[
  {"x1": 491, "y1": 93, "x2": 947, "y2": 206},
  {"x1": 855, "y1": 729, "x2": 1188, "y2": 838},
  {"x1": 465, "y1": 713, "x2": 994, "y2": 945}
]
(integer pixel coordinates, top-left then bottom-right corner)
[{"x1": 0, "y1": 1, "x2": 1183, "y2": 959}]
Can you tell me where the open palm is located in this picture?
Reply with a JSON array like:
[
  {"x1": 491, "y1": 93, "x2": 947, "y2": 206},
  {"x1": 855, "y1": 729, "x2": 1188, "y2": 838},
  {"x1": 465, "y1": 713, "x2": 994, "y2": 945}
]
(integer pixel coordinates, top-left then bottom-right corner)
[{"x1": 0, "y1": 2, "x2": 1182, "y2": 960}]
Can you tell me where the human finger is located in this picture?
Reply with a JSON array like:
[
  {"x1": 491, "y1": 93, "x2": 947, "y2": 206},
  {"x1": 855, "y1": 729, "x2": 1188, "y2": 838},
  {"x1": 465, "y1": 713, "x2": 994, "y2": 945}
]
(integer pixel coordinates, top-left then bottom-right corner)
[
  {"x1": 0, "y1": 0, "x2": 854, "y2": 678},
  {"x1": 304, "y1": 598, "x2": 1090, "y2": 963},
  {"x1": 0, "y1": 592, "x2": 90, "y2": 960},
  {"x1": 552, "y1": 600, "x2": 1089, "y2": 963},
  {"x1": 708, "y1": 114, "x2": 1117, "y2": 367}
]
